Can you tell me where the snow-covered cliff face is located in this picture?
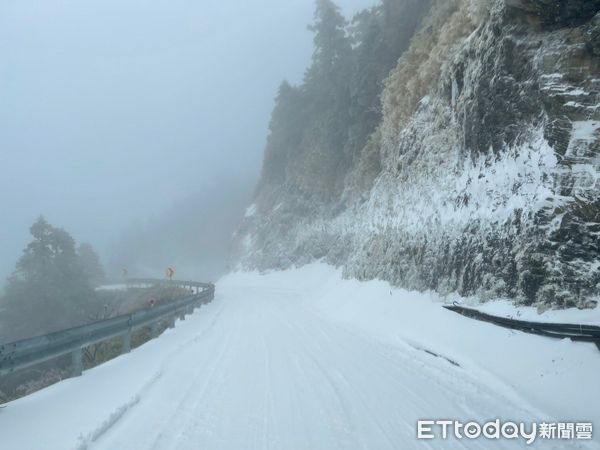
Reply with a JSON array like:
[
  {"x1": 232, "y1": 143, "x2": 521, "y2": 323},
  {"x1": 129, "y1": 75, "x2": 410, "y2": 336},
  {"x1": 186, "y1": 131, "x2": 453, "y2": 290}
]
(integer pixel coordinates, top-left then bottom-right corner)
[{"x1": 238, "y1": 0, "x2": 600, "y2": 308}]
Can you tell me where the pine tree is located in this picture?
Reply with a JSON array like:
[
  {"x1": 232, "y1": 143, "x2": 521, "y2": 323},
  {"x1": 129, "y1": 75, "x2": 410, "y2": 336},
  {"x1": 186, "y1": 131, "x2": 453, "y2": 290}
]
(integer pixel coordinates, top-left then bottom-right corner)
[
  {"x1": 1, "y1": 217, "x2": 94, "y2": 339},
  {"x1": 346, "y1": 0, "x2": 431, "y2": 160},
  {"x1": 306, "y1": 0, "x2": 352, "y2": 85},
  {"x1": 258, "y1": 0, "x2": 431, "y2": 203}
]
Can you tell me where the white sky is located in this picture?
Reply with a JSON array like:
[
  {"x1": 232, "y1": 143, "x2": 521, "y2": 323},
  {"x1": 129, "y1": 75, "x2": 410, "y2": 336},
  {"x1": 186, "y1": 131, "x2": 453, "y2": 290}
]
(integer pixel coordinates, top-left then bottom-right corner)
[{"x1": 0, "y1": 0, "x2": 375, "y2": 281}]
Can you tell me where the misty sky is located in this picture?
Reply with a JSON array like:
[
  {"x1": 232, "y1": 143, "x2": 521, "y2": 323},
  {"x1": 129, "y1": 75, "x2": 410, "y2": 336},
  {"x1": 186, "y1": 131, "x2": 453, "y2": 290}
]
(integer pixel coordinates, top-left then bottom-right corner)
[{"x1": 0, "y1": 0, "x2": 374, "y2": 282}]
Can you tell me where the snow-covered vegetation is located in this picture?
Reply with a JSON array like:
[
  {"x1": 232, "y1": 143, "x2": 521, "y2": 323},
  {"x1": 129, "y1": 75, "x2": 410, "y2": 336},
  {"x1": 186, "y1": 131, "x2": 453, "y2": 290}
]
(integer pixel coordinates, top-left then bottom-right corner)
[{"x1": 239, "y1": 0, "x2": 600, "y2": 309}]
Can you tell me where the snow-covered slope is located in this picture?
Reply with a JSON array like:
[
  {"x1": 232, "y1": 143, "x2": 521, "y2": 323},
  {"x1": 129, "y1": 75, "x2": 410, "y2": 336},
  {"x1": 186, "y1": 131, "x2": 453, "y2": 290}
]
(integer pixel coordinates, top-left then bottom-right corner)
[
  {"x1": 1, "y1": 265, "x2": 598, "y2": 449},
  {"x1": 238, "y1": 0, "x2": 600, "y2": 309}
]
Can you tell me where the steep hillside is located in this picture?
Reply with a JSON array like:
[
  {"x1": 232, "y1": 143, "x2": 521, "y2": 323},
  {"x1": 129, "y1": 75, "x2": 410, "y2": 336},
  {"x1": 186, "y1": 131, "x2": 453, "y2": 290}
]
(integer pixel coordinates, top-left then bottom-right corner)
[{"x1": 237, "y1": 0, "x2": 600, "y2": 308}]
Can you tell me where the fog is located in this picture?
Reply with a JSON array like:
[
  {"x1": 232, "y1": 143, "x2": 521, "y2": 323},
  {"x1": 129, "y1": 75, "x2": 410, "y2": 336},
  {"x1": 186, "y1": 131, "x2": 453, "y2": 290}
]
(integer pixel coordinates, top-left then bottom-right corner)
[{"x1": 0, "y1": 0, "x2": 374, "y2": 282}]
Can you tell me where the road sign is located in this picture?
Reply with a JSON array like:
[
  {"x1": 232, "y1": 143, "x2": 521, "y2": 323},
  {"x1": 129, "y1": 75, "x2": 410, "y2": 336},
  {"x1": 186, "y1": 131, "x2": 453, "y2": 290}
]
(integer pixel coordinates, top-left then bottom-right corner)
[{"x1": 166, "y1": 267, "x2": 175, "y2": 280}]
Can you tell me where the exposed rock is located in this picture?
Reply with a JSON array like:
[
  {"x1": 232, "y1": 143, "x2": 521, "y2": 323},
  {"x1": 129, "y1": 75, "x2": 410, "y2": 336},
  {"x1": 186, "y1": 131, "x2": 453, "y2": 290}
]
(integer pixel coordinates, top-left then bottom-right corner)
[
  {"x1": 237, "y1": 0, "x2": 600, "y2": 309},
  {"x1": 505, "y1": 0, "x2": 600, "y2": 28}
]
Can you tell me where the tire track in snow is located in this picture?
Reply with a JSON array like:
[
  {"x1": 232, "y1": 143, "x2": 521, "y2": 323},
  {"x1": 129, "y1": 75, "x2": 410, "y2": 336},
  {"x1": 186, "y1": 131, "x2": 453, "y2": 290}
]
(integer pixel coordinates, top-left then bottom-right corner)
[
  {"x1": 147, "y1": 318, "x2": 241, "y2": 450},
  {"x1": 80, "y1": 302, "x2": 228, "y2": 450},
  {"x1": 88, "y1": 300, "x2": 230, "y2": 450},
  {"x1": 75, "y1": 370, "x2": 164, "y2": 450},
  {"x1": 281, "y1": 302, "x2": 540, "y2": 449},
  {"x1": 283, "y1": 312, "x2": 405, "y2": 450},
  {"x1": 85, "y1": 283, "x2": 584, "y2": 450}
]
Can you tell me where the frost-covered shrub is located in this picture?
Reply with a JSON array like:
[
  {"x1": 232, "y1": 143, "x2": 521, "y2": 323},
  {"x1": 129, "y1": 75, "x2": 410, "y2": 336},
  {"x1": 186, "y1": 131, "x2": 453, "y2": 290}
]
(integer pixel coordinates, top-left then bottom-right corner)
[{"x1": 382, "y1": 0, "x2": 479, "y2": 134}]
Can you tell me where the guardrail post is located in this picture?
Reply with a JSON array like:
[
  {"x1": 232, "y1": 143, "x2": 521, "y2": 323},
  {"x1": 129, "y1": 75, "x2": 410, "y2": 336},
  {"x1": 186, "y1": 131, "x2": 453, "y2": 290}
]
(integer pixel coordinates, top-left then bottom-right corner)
[
  {"x1": 122, "y1": 331, "x2": 131, "y2": 354},
  {"x1": 169, "y1": 316, "x2": 176, "y2": 329},
  {"x1": 71, "y1": 348, "x2": 83, "y2": 377}
]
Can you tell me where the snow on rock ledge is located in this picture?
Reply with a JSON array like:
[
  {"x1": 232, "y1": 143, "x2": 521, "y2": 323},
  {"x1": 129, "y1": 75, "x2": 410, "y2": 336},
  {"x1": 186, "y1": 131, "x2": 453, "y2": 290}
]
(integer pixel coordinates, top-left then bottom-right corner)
[{"x1": 238, "y1": 0, "x2": 600, "y2": 309}]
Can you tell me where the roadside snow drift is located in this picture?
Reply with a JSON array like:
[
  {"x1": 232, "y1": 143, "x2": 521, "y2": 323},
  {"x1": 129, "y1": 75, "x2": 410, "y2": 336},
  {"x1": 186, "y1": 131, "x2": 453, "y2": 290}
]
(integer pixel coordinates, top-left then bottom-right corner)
[{"x1": 1, "y1": 264, "x2": 598, "y2": 449}]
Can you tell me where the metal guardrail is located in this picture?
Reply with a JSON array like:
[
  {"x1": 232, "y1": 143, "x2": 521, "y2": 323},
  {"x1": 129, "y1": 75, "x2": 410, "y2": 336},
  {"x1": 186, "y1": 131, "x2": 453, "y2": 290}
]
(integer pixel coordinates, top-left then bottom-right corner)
[
  {"x1": 0, "y1": 279, "x2": 215, "y2": 377},
  {"x1": 443, "y1": 304, "x2": 600, "y2": 350}
]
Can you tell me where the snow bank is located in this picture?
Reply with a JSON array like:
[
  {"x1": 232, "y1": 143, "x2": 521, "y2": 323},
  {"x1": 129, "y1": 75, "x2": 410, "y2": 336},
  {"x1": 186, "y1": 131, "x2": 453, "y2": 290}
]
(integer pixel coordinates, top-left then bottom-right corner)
[
  {"x1": 1, "y1": 264, "x2": 598, "y2": 449},
  {"x1": 225, "y1": 263, "x2": 600, "y2": 426}
]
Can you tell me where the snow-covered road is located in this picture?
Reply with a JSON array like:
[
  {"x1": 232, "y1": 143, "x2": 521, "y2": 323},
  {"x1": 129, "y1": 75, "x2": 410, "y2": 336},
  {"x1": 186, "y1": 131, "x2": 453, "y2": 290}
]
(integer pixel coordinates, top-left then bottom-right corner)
[
  {"x1": 92, "y1": 285, "x2": 534, "y2": 450},
  {"x1": 1, "y1": 264, "x2": 599, "y2": 449}
]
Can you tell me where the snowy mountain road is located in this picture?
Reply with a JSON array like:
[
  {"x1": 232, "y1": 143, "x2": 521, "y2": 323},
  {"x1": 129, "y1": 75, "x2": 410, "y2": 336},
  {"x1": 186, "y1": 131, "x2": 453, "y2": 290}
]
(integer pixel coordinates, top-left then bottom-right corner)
[
  {"x1": 1, "y1": 266, "x2": 598, "y2": 450},
  {"x1": 91, "y1": 286, "x2": 538, "y2": 449}
]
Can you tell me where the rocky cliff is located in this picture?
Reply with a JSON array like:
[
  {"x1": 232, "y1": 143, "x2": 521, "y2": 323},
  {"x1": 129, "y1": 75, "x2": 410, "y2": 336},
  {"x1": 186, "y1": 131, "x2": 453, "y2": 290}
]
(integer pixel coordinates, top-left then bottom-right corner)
[{"x1": 237, "y1": 0, "x2": 600, "y2": 309}]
